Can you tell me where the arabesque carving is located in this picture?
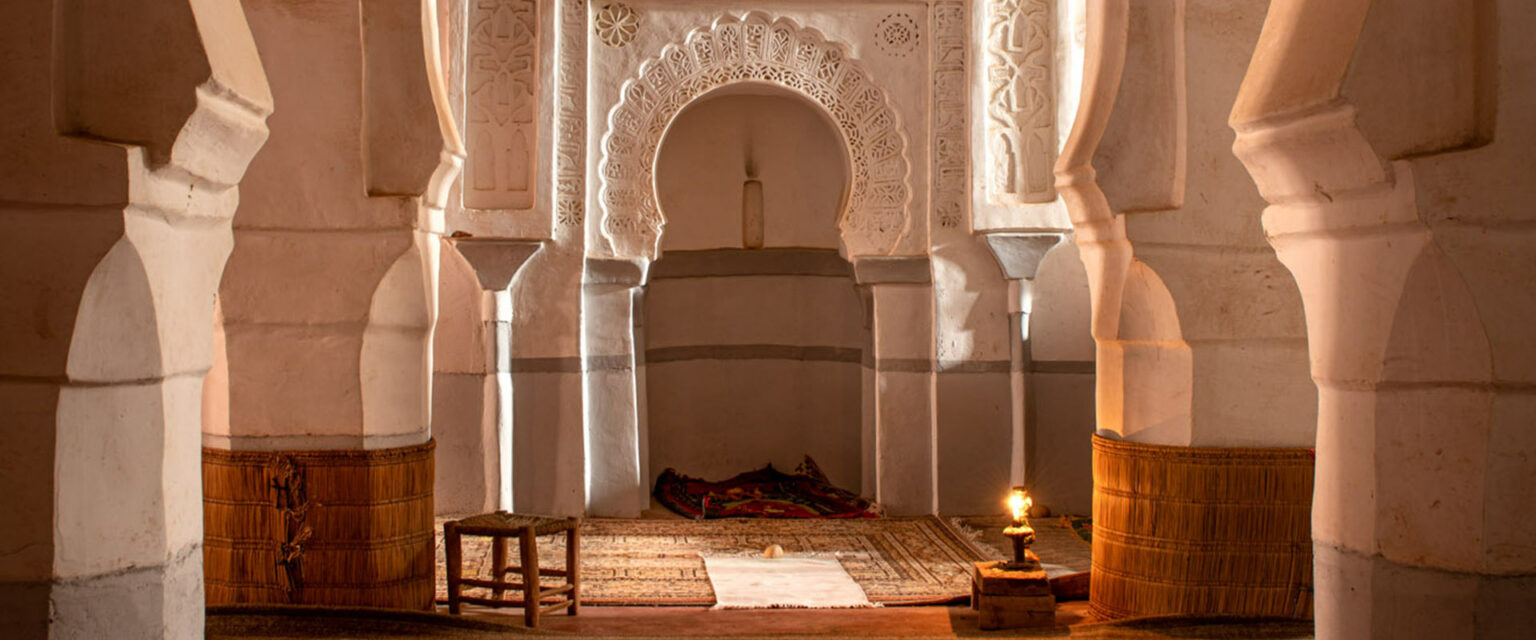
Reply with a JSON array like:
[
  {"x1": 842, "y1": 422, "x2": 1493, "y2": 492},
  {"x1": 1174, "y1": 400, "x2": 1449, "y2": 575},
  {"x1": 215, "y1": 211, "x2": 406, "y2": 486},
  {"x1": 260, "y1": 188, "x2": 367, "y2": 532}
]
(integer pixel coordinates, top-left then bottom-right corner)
[
  {"x1": 932, "y1": 0, "x2": 969, "y2": 228},
  {"x1": 465, "y1": 0, "x2": 538, "y2": 210},
  {"x1": 557, "y1": 0, "x2": 587, "y2": 226},
  {"x1": 985, "y1": 0, "x2": 1055, "y2": 205},
  {"x1": 599, "y1": 13, "x2": 912, "y2": 258}
]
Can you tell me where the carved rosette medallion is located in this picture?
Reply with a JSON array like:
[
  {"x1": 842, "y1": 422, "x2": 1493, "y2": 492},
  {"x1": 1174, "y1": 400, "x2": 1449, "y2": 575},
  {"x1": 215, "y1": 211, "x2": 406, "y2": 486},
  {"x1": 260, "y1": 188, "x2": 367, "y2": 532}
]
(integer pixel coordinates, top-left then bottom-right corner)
[
  {"x1": 985, "y1": 0, "x2": 1056, "y2": 205},
  {"x1": 932, "y1": 0, "x2": 969, "y2": 228},
  {"x1": 599, "y1": 13, "x2": 912, "y2": 259},
  {"x1": 875, "y1": 14, "x2": 920, "y2": 58},
  {"x1": 595, "y1": 3, "x2": 638, "y2": 48}
]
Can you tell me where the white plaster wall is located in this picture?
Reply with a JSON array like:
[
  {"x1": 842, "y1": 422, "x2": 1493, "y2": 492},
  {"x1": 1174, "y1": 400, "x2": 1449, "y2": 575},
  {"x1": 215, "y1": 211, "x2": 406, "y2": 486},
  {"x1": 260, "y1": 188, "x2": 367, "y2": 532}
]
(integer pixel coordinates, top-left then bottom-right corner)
[
  {"x1": 645, "y1": 270, "x2": 866, "y2": 491},
  {"x1": 1027, "y1": 240, "x2": 1093, "y2": 514},
  {"x1": 1031, "y1": 241, "x2": 1093, "y2": 361}
]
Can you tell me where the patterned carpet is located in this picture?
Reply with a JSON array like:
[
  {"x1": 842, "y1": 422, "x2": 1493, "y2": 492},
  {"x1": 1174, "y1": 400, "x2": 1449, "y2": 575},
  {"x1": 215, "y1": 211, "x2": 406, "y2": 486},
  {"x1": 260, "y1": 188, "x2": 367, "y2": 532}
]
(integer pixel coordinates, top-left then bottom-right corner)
[{"x1": 435, "y1": 516, "x2": 992, "y2": 606}]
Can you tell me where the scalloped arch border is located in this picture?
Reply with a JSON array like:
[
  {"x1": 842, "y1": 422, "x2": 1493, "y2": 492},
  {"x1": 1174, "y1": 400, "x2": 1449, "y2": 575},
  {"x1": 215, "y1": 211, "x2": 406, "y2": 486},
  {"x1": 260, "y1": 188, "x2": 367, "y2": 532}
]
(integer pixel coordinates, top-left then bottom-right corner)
[{"x1": 597, "y1": 12, "x2": 913, "y2": 258}]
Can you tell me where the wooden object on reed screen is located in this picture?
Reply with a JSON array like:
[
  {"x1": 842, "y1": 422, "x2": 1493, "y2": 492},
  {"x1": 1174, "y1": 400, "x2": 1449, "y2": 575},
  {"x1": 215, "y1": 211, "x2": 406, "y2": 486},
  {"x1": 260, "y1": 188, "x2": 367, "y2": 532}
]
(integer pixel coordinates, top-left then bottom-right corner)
[
  {"x1": 971, "y1": 552, "x2": 1056, "y2": 630},
  {"x1": 444, "y1": 512, "x2": 581, "y2": 627},
  {"x1": 203, "y1": 441, "x2": 436, "y2": 609}
]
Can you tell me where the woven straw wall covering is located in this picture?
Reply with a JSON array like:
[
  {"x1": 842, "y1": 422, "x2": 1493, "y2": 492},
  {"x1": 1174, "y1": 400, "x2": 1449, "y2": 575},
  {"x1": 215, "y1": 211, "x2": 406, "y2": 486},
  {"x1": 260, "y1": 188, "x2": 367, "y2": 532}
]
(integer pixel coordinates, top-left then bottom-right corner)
[
  {"x1": 203, "y1": 440, "x2": 435, "y2": 610},
  {"x1": 1091, "y1": 435, "x2": 1313, "y2": 619}
]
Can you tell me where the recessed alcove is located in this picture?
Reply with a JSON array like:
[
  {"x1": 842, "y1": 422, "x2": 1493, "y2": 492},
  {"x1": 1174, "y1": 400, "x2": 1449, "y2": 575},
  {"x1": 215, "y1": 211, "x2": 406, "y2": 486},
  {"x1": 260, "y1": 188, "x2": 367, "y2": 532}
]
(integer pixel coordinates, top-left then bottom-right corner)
[{"x1": 643, "y1": 85, "x2": 867, "y2": 494}]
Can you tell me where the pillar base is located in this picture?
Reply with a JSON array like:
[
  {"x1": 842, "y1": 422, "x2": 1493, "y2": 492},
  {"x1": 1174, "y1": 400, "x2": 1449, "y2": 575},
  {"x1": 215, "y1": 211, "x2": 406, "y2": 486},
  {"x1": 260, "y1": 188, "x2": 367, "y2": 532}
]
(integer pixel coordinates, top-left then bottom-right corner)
[
  {"x1": 203, "y1": 440, "x2": 436, "y2": 610},
  {"x1": 1090, "y1": 435, "x2": 1313, "y2": 619}
]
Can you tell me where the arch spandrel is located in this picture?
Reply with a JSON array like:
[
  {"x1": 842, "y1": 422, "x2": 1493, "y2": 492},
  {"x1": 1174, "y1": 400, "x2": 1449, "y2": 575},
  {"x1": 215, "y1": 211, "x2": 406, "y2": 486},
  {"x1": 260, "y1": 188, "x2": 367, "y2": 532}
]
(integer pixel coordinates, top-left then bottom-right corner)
[{"x1": 598, "y1": 12, "x2": 912, "y2": 260}]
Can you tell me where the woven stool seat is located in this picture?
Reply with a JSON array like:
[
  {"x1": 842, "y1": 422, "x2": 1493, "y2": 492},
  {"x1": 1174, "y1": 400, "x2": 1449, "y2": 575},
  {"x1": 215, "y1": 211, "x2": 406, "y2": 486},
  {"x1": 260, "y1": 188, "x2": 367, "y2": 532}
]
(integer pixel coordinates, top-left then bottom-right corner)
[
  {"x1": 443, "y1": 511, "x2": 580, "y2": 627},
  {"x1": 454, "y1": 512, "x2": 578, "y2": 536}
]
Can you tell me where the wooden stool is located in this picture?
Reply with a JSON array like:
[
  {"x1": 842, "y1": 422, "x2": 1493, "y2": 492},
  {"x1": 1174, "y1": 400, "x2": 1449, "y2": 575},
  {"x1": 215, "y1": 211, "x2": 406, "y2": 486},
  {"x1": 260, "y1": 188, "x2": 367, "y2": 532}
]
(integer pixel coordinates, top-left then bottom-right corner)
[{"x1": 443, "y1": 512, "x2": 580, "y2": 627}]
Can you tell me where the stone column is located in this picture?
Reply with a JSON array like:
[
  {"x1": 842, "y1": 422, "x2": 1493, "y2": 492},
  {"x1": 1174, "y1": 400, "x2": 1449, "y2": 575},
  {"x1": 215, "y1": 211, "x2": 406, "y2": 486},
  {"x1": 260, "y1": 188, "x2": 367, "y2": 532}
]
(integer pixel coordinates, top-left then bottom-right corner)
[
  {"x1": 984, "y1": 232, "x2": 1067, "y2": 488},
  {"x1": 434, "y1": 239, "x2": 541, "y2": 516},
  {"x1": 0, "y1": 2, "x2": 271, "y2": 637},
  {"x1": 581, "y1": 258, "x2": 650, "y2": 517},
  {"x1": 1058, "y1": 0, "x2": 1315, "y2": 619},
  {"x1": 855, "y1": 258, "x2": 938, "y2": 516},
  {"x1": 203, "y1": 0, "x2": 453, "y2": 610},
  {"x1": 1231, "y1": 1, "x2": 1536, "y2": 636}
]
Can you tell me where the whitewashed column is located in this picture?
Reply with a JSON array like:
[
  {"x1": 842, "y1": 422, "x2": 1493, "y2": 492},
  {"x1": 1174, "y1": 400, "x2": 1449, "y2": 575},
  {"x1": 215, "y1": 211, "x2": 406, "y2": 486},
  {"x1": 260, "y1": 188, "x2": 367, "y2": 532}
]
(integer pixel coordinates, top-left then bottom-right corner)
[
  {"x1": 856, "y1": 258, "x2": 938, "y2": 516},
  {"x1": 581, "y1": 258, "x2": 649, "y2": 516}
]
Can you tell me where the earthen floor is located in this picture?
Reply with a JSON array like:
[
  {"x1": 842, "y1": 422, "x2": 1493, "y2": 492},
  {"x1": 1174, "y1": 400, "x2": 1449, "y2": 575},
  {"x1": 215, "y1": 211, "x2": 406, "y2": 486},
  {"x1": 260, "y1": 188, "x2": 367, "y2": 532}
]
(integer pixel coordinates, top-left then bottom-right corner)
[
  {"x1": 210, "y1": 604, "x2": 1314, "y2": 639},
  {"x1": 212, "y1": 512, "x2": 1311, "y2": 638}
]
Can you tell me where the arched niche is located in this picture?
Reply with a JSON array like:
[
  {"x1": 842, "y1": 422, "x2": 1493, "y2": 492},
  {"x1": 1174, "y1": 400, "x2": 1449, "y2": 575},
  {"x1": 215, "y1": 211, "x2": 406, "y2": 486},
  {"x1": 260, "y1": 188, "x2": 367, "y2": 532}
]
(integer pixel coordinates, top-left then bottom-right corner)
[
  {"x1": 654, "y1": 83, "x2": 850, "y2": 253},
  {"x1": 598, "y1": 12, "x2": 912, "y2": 260},
  {"x1": 644, "y1": 83, "x2": 866, "y2": 493}
]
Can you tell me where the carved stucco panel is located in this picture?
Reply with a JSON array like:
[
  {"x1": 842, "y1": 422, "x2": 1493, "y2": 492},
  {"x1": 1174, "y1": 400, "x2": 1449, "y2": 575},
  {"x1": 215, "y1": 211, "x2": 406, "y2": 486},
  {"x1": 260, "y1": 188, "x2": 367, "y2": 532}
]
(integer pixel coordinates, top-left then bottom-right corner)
[
  {"x1": 597, "y1": 13, "x2": 913, "y2": 259},
  {"x1": 556, "y1": 0, "x2": 587, "y2": 226},
  {"x1": 932, "y1": 0, "x2": 969, "y2": 228},
  {"x1": 465, "y1": 0, "x2": 538, "y2": 210},
  {"x1": 985, "y1": 0, "x2": 1055, "y2": 205}
]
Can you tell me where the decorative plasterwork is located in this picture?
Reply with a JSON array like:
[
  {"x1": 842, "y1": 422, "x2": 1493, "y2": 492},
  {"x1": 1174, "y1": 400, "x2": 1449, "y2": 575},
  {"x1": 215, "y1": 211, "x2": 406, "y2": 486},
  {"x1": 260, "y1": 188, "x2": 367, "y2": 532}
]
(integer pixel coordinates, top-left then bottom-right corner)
[
  {"x1": 598, "y1": 13, "x2": 913, "y2": 259},
  {"x1": 876, "y1": 13, "x2": 920, "y2": 58},
  {"x1": 446, "y1": 0, "x2": 466, "y2": 133},
  {"x1": 932, "y1": 0, "x2": 969, "y2": 228},
  {"x1": 595, "y1": 3, "x2": 638, "y2": 48},
  {"x1": 556, "y1": 0, "x2": 587, "y2": 226},
  {"x1": 985, "y1": 0, "x2": 1056, "y2": 205},
  {"x1": 464, "y1": 0, "x2": 539, "y2": 210}
]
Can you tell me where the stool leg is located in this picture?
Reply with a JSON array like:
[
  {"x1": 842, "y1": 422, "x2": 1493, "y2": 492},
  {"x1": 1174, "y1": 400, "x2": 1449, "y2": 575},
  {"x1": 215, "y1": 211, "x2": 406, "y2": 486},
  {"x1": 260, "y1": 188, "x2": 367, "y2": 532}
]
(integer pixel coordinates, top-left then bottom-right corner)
[
  {"x1": 491, "y1": 534, "x2": 508, "y2": 601},
  {"x1": 520, "y1": 528, "x2": 540, "y2": 628},
  {"x1": 566, "y1": 526, "x2": 580, "y2": 615},
  {"x1": 445, "y1": 522, "x2": 462, "y2": 615}
]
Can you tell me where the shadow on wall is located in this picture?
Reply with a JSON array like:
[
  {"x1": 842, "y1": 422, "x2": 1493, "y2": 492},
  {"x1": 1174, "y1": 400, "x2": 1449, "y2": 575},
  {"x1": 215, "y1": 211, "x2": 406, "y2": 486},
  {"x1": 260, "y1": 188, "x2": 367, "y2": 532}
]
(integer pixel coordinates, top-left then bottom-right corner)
[{"x1": 1027, "y1": 240, "x2": 1095, "y2": 515}]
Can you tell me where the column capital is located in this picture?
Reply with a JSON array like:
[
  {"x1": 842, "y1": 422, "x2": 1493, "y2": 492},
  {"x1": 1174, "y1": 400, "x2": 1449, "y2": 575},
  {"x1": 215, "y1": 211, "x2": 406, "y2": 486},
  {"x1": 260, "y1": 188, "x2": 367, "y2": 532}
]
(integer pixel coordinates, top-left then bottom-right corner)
[
  {"x1": 983, "y1": 232, "x2": 1067, "y2": 281},
  {"x1": 452, "y1": 238, "x2": 543, "y2": 290}
]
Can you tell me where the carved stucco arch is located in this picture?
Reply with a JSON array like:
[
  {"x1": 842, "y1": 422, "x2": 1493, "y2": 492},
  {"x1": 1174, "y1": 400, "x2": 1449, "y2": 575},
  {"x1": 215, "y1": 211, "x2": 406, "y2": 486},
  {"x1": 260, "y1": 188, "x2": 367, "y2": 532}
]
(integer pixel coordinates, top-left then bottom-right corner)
[{"x1": 599, "y1": 12, "x2": 913, "y2": 259}]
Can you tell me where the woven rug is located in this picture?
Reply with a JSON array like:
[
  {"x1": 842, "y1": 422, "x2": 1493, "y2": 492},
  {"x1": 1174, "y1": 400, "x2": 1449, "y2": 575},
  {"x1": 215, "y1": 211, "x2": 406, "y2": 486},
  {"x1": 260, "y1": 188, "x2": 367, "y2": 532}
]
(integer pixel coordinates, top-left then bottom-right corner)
[
  {"x1": 1062, "y1": 515, "x2": 1093, "y2": 544},
  {"x1": 434, "y1": 516, "x2": 990, "y2": 606}
]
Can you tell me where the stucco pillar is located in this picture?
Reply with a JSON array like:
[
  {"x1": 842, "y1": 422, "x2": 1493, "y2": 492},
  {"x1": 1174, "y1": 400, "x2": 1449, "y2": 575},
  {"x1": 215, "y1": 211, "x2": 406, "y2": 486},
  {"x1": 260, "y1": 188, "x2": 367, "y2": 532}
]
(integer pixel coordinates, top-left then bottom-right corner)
[
  {"x1": 855, "y1": 258, "x2": 938, "y2": 516},
  {"x1": 0, "y1": 1, "x2": 271, "y2": 637},
  {"x1": 1058, "y1": 0, "x2": 1315, "y2": 619},
  {"x1": 984, "y1": 232, "x2": 1067, "y2": 489},
  {"x1": 581, "y1": 258, "x2": 650, "y2": 517},
  {"x1": 1231, "y1": 1, "x2": 1536, "y2": 636},
  {"x1": 433, "y1": 239, "x2": 541, "y2": 516},
  {"x1": 202, "y1": 0, "x2": 456, "y2": 610}
]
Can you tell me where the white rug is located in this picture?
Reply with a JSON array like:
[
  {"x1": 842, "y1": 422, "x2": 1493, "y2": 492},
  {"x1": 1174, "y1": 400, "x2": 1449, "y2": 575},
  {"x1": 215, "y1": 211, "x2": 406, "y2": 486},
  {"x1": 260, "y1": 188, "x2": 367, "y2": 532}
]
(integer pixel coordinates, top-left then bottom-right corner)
[{"x1": 703, "y1": 555, "x2": 878, "y2": 610}]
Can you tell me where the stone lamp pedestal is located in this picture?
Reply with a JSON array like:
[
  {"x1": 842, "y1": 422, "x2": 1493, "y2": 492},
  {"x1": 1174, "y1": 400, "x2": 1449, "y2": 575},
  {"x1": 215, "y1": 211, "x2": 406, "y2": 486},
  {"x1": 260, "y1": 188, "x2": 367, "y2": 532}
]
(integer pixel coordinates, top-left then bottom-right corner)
[{"x1": 971, "y1": 551, "x2": 1056, "y2": 630}]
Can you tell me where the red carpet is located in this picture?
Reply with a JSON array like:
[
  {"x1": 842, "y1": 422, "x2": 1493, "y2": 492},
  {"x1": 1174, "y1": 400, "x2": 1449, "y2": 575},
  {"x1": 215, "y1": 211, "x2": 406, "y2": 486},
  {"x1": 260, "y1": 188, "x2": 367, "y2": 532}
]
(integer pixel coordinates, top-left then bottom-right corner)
[{"x1": 653, "y1": 457, "x2": 878, "y2": 519}]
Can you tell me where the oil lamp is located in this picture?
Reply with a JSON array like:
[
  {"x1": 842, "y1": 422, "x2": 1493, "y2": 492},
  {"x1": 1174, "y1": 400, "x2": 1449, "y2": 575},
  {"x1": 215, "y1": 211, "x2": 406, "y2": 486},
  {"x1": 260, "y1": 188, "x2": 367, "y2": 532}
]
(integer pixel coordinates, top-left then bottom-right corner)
[{"x1": 1000, "y1": 486, "x2": 1037, "y2": 569}]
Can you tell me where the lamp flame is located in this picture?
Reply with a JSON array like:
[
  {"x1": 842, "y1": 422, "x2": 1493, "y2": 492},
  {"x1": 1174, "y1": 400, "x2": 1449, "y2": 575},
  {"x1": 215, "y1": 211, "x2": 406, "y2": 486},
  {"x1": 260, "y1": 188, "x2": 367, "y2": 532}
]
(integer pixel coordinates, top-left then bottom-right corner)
[{"x1": 1007, "y1": 487, "x2": 1031, "y2": 523}]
